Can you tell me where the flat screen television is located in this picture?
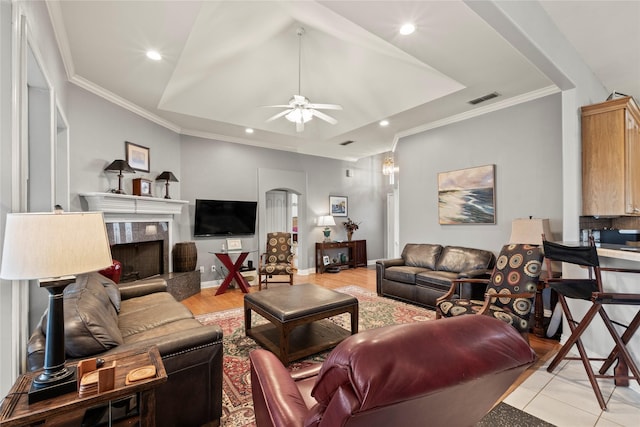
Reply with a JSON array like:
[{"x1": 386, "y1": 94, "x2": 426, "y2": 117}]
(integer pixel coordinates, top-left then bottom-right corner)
[{"x1": 194, "y1": 199, "x2": 258, "y2": 237}]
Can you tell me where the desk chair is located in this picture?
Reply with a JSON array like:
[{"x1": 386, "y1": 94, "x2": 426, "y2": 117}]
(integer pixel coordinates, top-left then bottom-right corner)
[
  {"x1": 542, "y1": 237, "x2": 640, "y2": 410},
  {"x1": 259, "y1": 232, "x2": 294, "y2": 290}
]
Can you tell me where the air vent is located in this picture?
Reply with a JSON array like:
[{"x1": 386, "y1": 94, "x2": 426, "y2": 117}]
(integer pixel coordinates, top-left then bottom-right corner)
[
  {"x1": 468, "y1": 92, "x2": 500, "y2": 105},
  {"x1": 340, "y1": 140, "x2": 355, "y2": 146}
]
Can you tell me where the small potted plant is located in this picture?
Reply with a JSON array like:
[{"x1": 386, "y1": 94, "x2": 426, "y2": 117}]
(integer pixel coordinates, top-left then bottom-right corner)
[{"x1": 343, "y1": 218, "x2": 360, "y2": 241}]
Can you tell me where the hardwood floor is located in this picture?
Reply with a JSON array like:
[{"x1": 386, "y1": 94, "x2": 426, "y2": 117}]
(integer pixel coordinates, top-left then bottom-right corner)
[{"x1": 181, "y1": 266, "x2": 560, "y2": 395}]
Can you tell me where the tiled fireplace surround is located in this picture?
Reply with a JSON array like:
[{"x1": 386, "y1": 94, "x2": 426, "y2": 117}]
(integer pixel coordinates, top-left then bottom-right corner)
[
  {"x1": 106, "y1": 221, "x2": 169, "y2": 282},
  {"x1": 81, "y1": 192, "x2": 189, "y2": 283}
]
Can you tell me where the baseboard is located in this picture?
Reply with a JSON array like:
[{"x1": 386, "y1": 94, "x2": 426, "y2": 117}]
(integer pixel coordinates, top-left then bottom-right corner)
[{"x1": 201, "y1": 279, "x2": 222, "y2": 289}]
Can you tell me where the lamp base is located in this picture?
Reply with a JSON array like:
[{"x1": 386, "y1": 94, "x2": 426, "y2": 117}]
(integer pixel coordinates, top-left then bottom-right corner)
[{"x1": 28, "y1": 366, "x2": 77, "y2": 404}]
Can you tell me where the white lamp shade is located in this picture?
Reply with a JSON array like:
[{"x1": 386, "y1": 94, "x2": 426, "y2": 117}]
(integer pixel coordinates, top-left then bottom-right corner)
[
  {"x1": 0, "y1": 212, "x2": 113, "y2": 280},
  {"x1": 317, "y1": 215, "x2": 336, "y2": 227},
  {"x1": 509, "y1": 218, "x2": 553, "y2": 245}
]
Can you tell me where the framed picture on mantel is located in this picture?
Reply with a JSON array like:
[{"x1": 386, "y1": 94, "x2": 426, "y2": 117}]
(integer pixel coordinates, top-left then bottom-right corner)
[{"x1": 126, "y1": 141, "x2": 150, "y2": 172}]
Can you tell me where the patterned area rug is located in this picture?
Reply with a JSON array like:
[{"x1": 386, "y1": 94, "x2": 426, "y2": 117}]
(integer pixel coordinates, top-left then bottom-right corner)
[
  {"x1": 196, "y1": 285, "x2": 553, "y2": 427},
  {"x1": 196, "y1": 285, "x2": 434, "y2": 426}
]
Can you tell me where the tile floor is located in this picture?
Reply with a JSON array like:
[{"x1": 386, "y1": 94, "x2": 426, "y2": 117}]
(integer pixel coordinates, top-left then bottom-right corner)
[{"x1": 506, "y1": 355, "x2": 640, "y2": 426}]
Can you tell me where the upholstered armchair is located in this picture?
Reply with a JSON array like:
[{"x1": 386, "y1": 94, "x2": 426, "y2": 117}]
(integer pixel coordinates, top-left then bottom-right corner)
[
  {"x1": 436, "y1": 244, "x2": 543, "y2": 336},
  {"x1": 249, "y1": 315, "x2": 536, "y2": 427},
  {"x1": 259, "y1": 232, "x2": 295, "y2": 290}
]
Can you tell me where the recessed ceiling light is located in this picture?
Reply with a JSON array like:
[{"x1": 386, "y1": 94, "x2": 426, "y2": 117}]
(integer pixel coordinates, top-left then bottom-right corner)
[
  {"x1": 245, "y1": 128, "x2": 254, "y2": 134},
  {"x1": 146, "y1": 50, "x2": 162, "y2": 61},
  {"x1": 399, "y1": 23, "x2": 416, "y2": 35},
  {"x1": 380, "y1": 120, "x2": 390, "y2": 127}
]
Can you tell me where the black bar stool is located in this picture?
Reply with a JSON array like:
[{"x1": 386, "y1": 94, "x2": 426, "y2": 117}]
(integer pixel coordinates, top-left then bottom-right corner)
[{"x1": 542, "y1": 237, "x2": 640, "y2": 410}]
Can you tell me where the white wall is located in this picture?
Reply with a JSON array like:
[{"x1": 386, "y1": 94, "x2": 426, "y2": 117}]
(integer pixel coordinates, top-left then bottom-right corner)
[
  {"x1": 397, "y1": 94, "x2": 563, "y2": 253},
  {"x1": 0, "y1": 0, "x2": 13, "y2": 396}
]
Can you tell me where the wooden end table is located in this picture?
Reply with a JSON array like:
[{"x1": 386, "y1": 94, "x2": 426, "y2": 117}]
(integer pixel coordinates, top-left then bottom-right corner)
[{"x1": 0, "y1": 346, "x2": 167, "y2": 427}]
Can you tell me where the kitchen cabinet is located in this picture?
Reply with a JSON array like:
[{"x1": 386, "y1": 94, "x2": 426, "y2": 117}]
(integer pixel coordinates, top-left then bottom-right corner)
[{"x1": 582, "y1": 96, "x2": 640, "y2": 216}]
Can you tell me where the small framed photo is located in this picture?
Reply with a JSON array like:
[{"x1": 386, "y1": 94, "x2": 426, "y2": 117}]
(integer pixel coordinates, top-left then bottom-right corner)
[
  {"x1": 330, "y1": 196, "x2": 348, "y2": 217},
  {"x1": 323, "y1": 255, "x2": 331, "y2": 266},
  {"x1": 126, "y1": 141, "x2": 150, "y2": 172},
  {"x1": 132, "y1": 178, "x2": 152, "y2": 196},
  {"x1": 226, "y1": 238, "x2": 242, "y2": 251}
]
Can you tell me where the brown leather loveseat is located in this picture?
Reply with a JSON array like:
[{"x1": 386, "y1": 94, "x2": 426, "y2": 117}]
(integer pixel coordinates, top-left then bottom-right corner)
[
  {"x1": 27, "y1": 272, "x2": 223, "y2": 427},
  {"x1": 376, "y1": 243, "x2": 495, "y2": 309},
  {"x1": 249, "y1": 315, "x2": 536, "y2": 427}
]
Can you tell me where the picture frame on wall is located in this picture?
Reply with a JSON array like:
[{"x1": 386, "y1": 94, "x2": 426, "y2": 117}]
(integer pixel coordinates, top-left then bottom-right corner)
[
  {"x1": 437, "y1": 164, "x2": 496, "y2": 225},
  {"x1": 126, "y1": 141, "x2": 150, "y2": 172},
  {"x1": 329, "y1": 196, "x2": 348, "y2": 217}
]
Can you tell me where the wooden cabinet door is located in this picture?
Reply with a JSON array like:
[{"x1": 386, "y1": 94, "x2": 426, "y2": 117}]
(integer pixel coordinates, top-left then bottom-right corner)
[
  {"x1": 582, "y1": 108, "x2": 626, "y2": 215},
  {"x1": 626, "y1": 110, "x2": 640, "y2": 214}
]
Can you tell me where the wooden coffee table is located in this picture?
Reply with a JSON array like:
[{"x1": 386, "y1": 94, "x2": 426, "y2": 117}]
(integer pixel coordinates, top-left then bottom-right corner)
[{"x1": 244, "y1": 284, "x2": 358, "y2": 365}]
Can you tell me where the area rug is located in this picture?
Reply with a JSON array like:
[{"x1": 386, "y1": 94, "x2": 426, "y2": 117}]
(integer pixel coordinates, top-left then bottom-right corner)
[
  {"x1": 196, "y1": 285, "x2": 433, "y2": 426},
  {"x1": 196, "y1": 285, "x2": 553, "y2": 426}
]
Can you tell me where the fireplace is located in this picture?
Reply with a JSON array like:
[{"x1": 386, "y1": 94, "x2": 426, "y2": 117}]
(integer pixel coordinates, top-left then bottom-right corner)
[{"x1": 106, "y1": 221, "x2": 169, "y2": 283}]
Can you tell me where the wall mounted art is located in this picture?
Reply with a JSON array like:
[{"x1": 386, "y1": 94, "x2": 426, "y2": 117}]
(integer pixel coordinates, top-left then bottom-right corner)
[
  {"x1": 330, "y1": 196, "x2": 348, "y2": 217},
  {"x1": 438, "y1": 164, "x2": 495, "y2": 224},
  {"x1": 126, "y1": 141, "x2": 150, "y2": 172}
]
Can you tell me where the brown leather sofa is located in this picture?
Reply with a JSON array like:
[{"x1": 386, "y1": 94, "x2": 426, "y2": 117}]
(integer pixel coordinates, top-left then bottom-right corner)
[
  {"x1": 27, "y1": 272, "x2": 223, "y2": 427},
  {"x1": 250, "y1": 315, "x2": 536, "y2": 427},
  {"x1": 376, "y1": 243, "x2": 495, "y2": 309}
]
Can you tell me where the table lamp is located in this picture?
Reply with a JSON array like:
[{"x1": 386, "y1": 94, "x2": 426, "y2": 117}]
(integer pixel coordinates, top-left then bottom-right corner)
[
  {"x1": 156, "y1": 171, "x2": 179, "y2": 199},
  {"x1": 509, "y1": 217, "x2": 553, "y2": 246},
  {"x1": 318, "y1": 215, "x2": 336, "y2": 242},
  {"x1": 0, "y1": 211, "x2": 113, "y2": 403},
  {"x1": 104, "y1": 159, "x2": 135, "y2": 194}
]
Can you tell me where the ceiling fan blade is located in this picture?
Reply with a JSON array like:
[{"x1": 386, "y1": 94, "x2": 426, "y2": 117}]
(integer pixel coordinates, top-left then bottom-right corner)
[
  {"x1": 266, "y1": 109, "x2": 292, "y2": 122},
  {"x1": 296, "y1": 121, "x2": 305, "y2": 132},
  {"x1": 264, "y1": 104, "x2": 294, "y2": 109},
  {"x1": 311, "y1": 109, "x2": 338, "y2": 124},
  {"x1": 308, "y1": 103, "x2": 343, "y2": 110}
]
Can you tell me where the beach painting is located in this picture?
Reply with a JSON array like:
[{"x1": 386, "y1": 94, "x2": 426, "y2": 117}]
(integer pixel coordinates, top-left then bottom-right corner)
[{"x1": 438, "y1": 165, "x2": 495, "y2": 224}]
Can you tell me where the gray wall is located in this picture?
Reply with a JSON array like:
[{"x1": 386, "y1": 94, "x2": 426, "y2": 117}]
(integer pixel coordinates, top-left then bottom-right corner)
[
  {"x1": 179, "y1": 134, "x2": 390, "y2": 281},
  {"x1": 397, "y1": 93, "x2": 563, "y2": 253},
  {"x1": 68, "y1": 86, "x2": 182, "y2": 210}
]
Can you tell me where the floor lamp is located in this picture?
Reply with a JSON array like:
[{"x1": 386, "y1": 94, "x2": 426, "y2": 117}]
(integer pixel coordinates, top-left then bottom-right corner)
[{"x1": 0, "y1": 211, "x2": 113, "y2": 403}]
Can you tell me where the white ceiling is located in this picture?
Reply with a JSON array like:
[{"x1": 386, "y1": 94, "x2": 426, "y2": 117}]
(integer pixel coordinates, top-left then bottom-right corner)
[{"x1": 46, "y1": 1, "x2": 640, "y2": 161}]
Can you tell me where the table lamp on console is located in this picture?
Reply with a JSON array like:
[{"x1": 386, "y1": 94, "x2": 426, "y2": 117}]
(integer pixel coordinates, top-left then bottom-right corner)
[
  {"x1": 318, "y1": 215, "x2": 336, "y2": 242},
  {"x1": 0, "y1": 210, "x2": 113, "y2": 403}
]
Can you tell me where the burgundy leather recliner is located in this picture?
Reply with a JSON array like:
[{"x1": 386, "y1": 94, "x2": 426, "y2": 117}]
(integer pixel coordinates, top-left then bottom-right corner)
[{"x1": 250, "y1": 315, "x2": 536, "y2": 427}]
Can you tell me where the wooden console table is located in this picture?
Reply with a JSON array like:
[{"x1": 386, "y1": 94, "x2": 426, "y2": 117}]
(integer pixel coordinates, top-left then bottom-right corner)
[
  {"x1": 315, "y1": 240, "x2": 367, "y2": 273},
  {"x1": 0, "y1": 346, "x2": 167, "y2": 427}
]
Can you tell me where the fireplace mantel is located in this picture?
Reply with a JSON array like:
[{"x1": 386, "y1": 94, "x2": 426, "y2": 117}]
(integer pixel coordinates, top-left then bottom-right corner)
[{"x1": 80, "y1": 192, "x2": 188, "y2": 215}]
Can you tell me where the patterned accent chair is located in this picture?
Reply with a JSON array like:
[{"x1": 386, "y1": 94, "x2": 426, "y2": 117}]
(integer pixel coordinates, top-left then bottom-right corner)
[
  {"x1": 435, "y1": 244, "x2": 543, "y2": 337},
  {"x1": 259, "y1": 232, "x2": 295, "y2": 290}
]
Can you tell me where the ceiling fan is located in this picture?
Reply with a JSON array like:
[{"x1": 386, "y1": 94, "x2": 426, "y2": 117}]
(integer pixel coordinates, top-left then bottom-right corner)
[{"x1": 265, "y1": 27, "x2": 342, "y2": 132}]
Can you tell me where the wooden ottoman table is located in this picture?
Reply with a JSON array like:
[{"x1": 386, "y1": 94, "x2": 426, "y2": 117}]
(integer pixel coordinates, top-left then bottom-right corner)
[{"x1": 244, "y1": 283, "x2": 359, "y2": 365}]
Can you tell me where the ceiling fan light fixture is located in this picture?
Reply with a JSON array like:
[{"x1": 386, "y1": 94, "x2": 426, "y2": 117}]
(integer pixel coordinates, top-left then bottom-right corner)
[{"x1": 285, "y1": 108, "x2": 313, "y2": 124}]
